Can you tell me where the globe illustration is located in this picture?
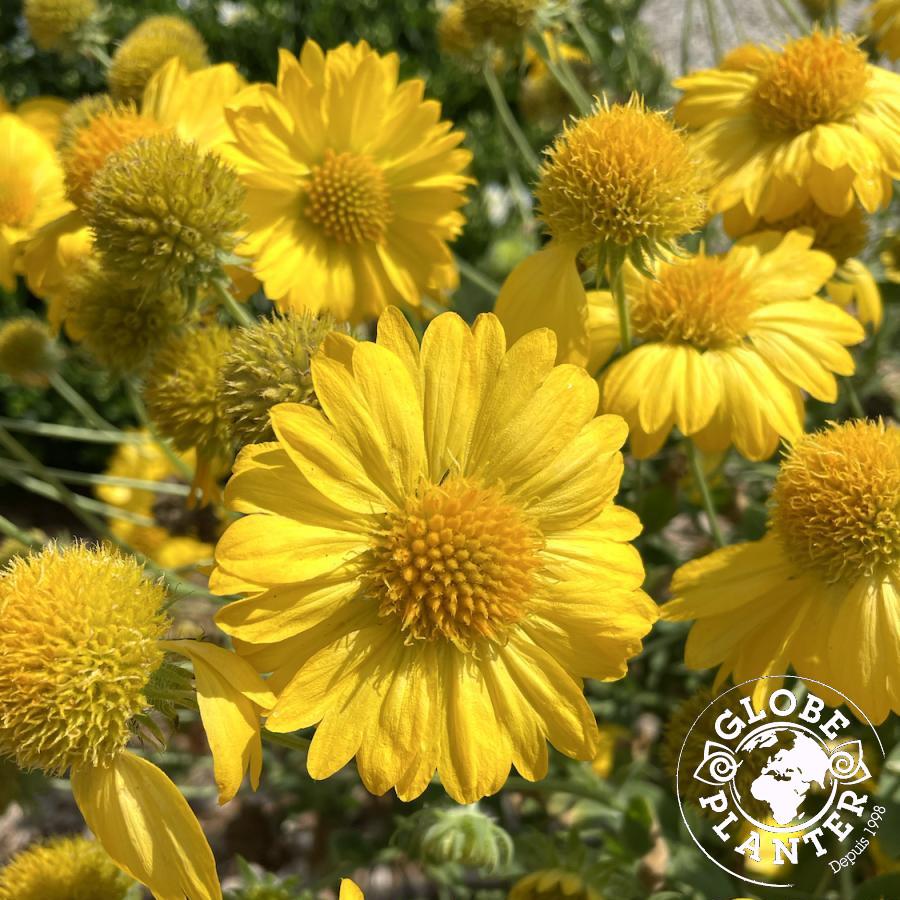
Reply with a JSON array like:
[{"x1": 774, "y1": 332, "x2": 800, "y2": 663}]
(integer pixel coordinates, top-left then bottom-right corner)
[{"x1": 733, "y1": 725, "x2": 834, "y2": 827}]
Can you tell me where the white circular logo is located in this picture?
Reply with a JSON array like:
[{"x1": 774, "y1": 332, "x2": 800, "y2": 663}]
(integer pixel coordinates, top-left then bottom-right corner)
[{"x1": 676, "y1": 677, "x2": 886, "y2": 888}]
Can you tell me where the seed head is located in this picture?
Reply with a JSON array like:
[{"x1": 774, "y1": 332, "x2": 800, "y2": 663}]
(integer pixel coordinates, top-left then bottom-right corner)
[
  {"x1": 459, "y1": 0, "x2": 542, "y2": 46},
  {"x1": 108, "y1": 15, "x2": 209, "y2": 103},
  {"x1": 24, "y1": 0, "x2": 96, "y2": 51},
  {"x1": 0, "y1": 543, "x2": 168, "y2": 774},
  {"x1": 0, "y1": 318, "x2": 59, "y2": 386}
]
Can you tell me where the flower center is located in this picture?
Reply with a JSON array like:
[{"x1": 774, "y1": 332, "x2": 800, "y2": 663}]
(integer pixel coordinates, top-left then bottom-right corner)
[
  {"x1": 771, "y1": 421, "x2": 900, "y2": 583},
  {"x1": 370, "y1": 476, "x2": 541, "y2": 650},
  {"x1": 770, "y1": 203, "x2": 867, "y2": 264},
  {"x1": 752, "y1": 32, "x2": 869, "y2": 134},
  {"x1": 305, "y1": 149, "x2": 392, "y2": 244},
  {"x1": 0, "y1": 177, "x2": 37, "y2": 228},
  {"x1": 630, "y1": 256, "x2": 757, "y2": 349}
]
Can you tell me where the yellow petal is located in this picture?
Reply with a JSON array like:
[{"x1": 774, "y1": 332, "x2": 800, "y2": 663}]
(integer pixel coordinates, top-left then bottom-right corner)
[
  {"x1": 71, "y1": 753, "x2": 221, "y2": 900},
  {"x1": 340, "y1": 879, "x2": 365, "y2": 900},
  {"x1": 161, "y1": 640, "x2": 276, "y2": 804}
]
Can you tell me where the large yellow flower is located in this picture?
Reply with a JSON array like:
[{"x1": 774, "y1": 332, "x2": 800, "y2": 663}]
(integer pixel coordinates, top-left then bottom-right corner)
[
  {"x1": 664, "y1": 419, "x2": 900, "y2": 725},
  {"x1": 598, "y1": 230, "x2": 865, "y2": 460},
  {"x1": 675, "y1": 30, "x2": 900, "y2": 219},
  {"x1": 222, "y1": 40, "x2": 472, "y2": 322},
  {"x1": 211, "y1": 309, "x2": 656, "y2": 804},
  {"x1": 0, "y1": 114, "x2": 65, "y2": 291}
]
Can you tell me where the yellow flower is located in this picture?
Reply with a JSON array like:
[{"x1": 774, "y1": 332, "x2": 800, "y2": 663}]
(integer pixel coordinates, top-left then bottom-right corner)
[
  {"x1": 24, "y1": 0, "x2": 96, "y2": 51},
  {"x1": 509, "y1": 869, "x2": 603, "y2": 900},
  {"x1": 664, "y1": 419, "x2": 900, "y2": 724},
  {"x1": 459, "y1": 0, "x2": 543, "y2": 47},
  {"x1": 211, "y1": 308, "x2": 656, "y2": 804},
  {"x1": 0, "y1": 542, "x2": 273, "y2": 898},
  {"x1": 222, "y1": 40, "x2": 472, "y2": 322},
  {"x1": 598, "y1": 230, "x2": 864, "y2": 460},
  {"x1": 724, "y1": 201, "x2": 882, "y2": 330},
  {"x1": 437, "y1": 2, "x2": 477, "y2": 58},
  {"x1": 108, "y1": 15, "x2": 209, "y2": 103},
  {"x1": 0, "y1": 114, "x2": 66, "y2": 291},
  {"x1": 0, "y1": 92, "x2": 69, "y2": 145},
  {"x1": 495, "y1": 98, "x2": 706, "y2": 365},
  {"x1": 870, "y1": 0, "x2": 900, "y2": 59},
  {"x1": 0, "y1": 835, "x2": 131, "y2": 900},
  {"x1": 675, "y1": 30, "x2": 900, "y2": 219},
  {"x1": 96, "y1": 431, "x2": 219, "y2": 569},
  {"x1": 339, "y1": 880, "x2": 364, "y2": 900},
  {"x1": 0, "y1": 317, "x2": 58, "y2": 386}
]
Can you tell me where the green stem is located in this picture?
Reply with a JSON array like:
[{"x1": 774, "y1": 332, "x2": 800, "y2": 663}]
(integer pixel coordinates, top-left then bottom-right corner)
[
  {"x1": 213, "y1": 279, "x2": 255, "y2": 327},
  {"x1": 608, "y1": 260, "x2": 632, "y2": 353},
  {"x1": 843, "y1": 377, "x2": 866, "y2": 419},
  {"x1": 528, "y1": 33, "x2": 592, "y2": 116},
  {"x1": 454, "y1": 254, "x2": 500, "y2": 298},
  {"x1": 124, "y1": 379, "x2": 194, "y2": 482},
  {"x1": 261, "y1": 729, "x2": 311, "y2": 753},
  {"x1": 681, "y1": 0, "x2": 696, "y2": 74},
  {"x1": 565, "y1": 8, "x2": 602, "y2": 66},
  {"x1": 686, "y1": 439, "x2": 725, "y2": 548},
  {"x1": 701, "y1": 0, "x2": 723, "y2": 61},
  {"x1": 0, "y1": 416, "x2": 138, "y2": 443},
  {"x1": 773, "y1": 0, "x2": 808, "y2": 31},
  {"x1": 48, "y1": 371, "x2": 115, "y2": 430},
  {"x1": 482, "y1": 62, "x2": 541, "y2": 173},
  {"x1": 0, "y1": 457, "x2": 188, "y2": 495},
  {"x1": 0, "y1": 514, "x2": 44, "y2": 548}
]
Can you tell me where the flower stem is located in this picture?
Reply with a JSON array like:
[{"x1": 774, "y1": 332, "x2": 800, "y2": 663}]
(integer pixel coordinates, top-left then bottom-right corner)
[
  {"x1": 213, "y1": 279, "x2": 255, "y2": 327},
  {"x1": 124, "y1": 379, "x2": 194, "y2": 483},
  {"x1": 773, "y1": 0, "x2": 808, "y2": 31},
  {"x1": 454, "y1": 254, "x2": 500, "y2": 298},
  {"x1": 701, "y1": 0, "x2": 723, "y2": 61},
  {"x1": 0, "y1": 416, "x2": 137, "y2": 443},
  {"x1": 842, "y1": 376, "x2": 866, "y2": 419},
  {"x1": 261, "y1": 729, "x2": 311, "y2": 753},
  {"x1": 608, "y1": 260, "x2": 633, "y2": 353},
  {"x1": 681, "y1": 0, "x2": 696, "y2": 74},
  {"x1": 686, "y1": 439, "x2": 725, "y2": 548},
  {"x1": 0, "y1": 513, "x2": 44, "y2": 548},
  {"x1": 528, "y1": 32, "x2": 593, "y2": 116},
  {"x1": 482, "y1": 62, "x2": 541, "y2": 173},
  {"x1": 48, "y1": 370, "x2": 116, "y2": 430},
  {"x1": 565, "y1": 7, "x2": 602, "y2": 66}
]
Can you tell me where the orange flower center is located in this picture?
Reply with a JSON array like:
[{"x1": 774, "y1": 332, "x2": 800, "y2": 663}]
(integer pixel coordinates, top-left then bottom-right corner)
[
  {"x1": 630, "y1": 256, "x2": 757, "y2": 349},
  {"x1": 771, "y1": 421, "x2": 900, "y2": 583},
  {"x1": 305, "y1": 149, "x2": 392, "y2": 244},
  {"x1": 371, "y1": 476, "x2": 541, "y2": 650},
  {"x1": 0, "y1": 177, "x2": 36, "y2": 228},
  {"x1": 752, "y1": 31, "x2": 869, "y2": 134}
]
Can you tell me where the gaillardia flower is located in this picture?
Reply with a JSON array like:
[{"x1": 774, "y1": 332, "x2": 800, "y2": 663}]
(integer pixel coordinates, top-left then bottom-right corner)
[
  {"x1": 664, "y1": 420, "x2": 900, "y2": 724},
  {"x1": 211, "y1": 308, "x2": 657, "y2": 803},
  {"x1": 870, "y1": 0, "x2": 900, "y2": 59},
  {"x1": 24, "y1": 0, "x2": 96, "y2": 51},
  {"x1": 724, "y1": 201, "x2": 882, "y2": 330},
  {"x1": 598, "y1": 230, "x2": 864, "y2": 460},
  {"x1": 223, "y1": 40, "x2": 471, "y2": 322},
  {"x1": 675, "y1": 30, "x2": 900, "y2": 219},
  {"x1": 495, "y1": 97, "x2": 706, "y2": 365},
  {"x1": 0, "y1": 835, "x2": 131, "y2": 900},
  {"x1": 0, "y1": 542, "x2": 273, "y2": 898},
  {"x1": 459, "y1": 0, "x2": 542, "y2": 47},
  {"x1": 0, "y1": 114, "x2": 66, "y2": 291},
  {"x1": 509, "y1": 870, "x2": 603, "y2": 900},
  {"x1": 107, "y1": 15, "x2": 209, "y2": 103}
]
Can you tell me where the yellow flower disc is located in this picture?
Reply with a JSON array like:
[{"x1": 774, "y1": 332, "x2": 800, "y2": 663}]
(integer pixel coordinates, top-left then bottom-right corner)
[
  {"x1": 536, "y1": 98, "x2": 706, "y2": 261},
  {"x1": 0, "y1": 543, "x2": 168, "y2": 773},
  {"x1": 371, "y1": 476, "x2": 541, "y2": 649},
  {"x1": 772, "y1": 420, "x2": 900, "y2": 583},
  {"x1": 59, "y1": 102, "x2": 162, "y2": 209},
  {"x1": 0, "y1": 835, "x2": 131, "y2": 900},
  {"x1": 0, "y1": 317, "x2": 57, "y2": 385},
  {"x1": 630, "y1": 256, "x2": 757, "y2": 348},
  {"x1": 24, "y1": 0, "x2": 96, "y2": 51},
  {"x1": 108, "y1": 15, "x2": 209, "y2": 103},
  {"x1": 460, "y1": 0, "x2": 542, "y2": 46},
  {"x1": 752, "y1": 31, "x2": 869, "y2": 134}
]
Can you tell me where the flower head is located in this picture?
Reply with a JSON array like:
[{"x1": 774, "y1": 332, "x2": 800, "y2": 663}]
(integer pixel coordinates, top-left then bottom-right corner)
[
  {"x1": 223, "y1": 40, "x2": 471, "y2": 321},
  {"x1": 509, "y1": 870, "x2": 603, "y2": 900},
  {"x1": 405, "y1": 805, "x2": 514, "y2": 871},
  {"x1": 0, "y1": 317, "x2": 59, "y2": 386},
  {"x1": 772, "y1": 420, "x2": 900, "y2": 583},
  {"x1": 459, "y1": 0, "x2": 542, "y2": 47},
  {"x1": 0, "y1": 835, "x2": 131, "y2": 900},
  {"x1": 64, "y1": 259, "x2": 188, "y2": 373},
  {"x1": 0, "y1": 542, "x2": 168, "y2": 773},
  {"x1": 108, "y1": 15, "x2": 209, "y2": 103},
  {"x1": 536, "y1": 97, "x2": 706, "y2": 270},
  {"x1": 59, "y1": 98, "x2": 162, "y2": 209},
  {"x1": 24, "y1": 0, "x2": 96, "y2": 51},
  {"x1": 599, "y1": 230, "x2": 864, "y2": 459},
  {"x1": 676, "y1": 30, "x2": 900, "y2": 218},
  {"x1": 219, "y1": 311, "x2": 340, "y2": 445},
  {"x1": 437, "y1": 2, "x2": 477, "y2": 58},
  {"x1": 86, "y1": 132, "x2": 246, "y2": 295},
  {"x1": 211, "y1": 308, "x2": 656, "y2": 803},
  {"x1": 664, "y1": 419, "x2": 900, "y2": 723},
  {"x1": 144, "y1": 324, "x2": 233, "y2": 495}
]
